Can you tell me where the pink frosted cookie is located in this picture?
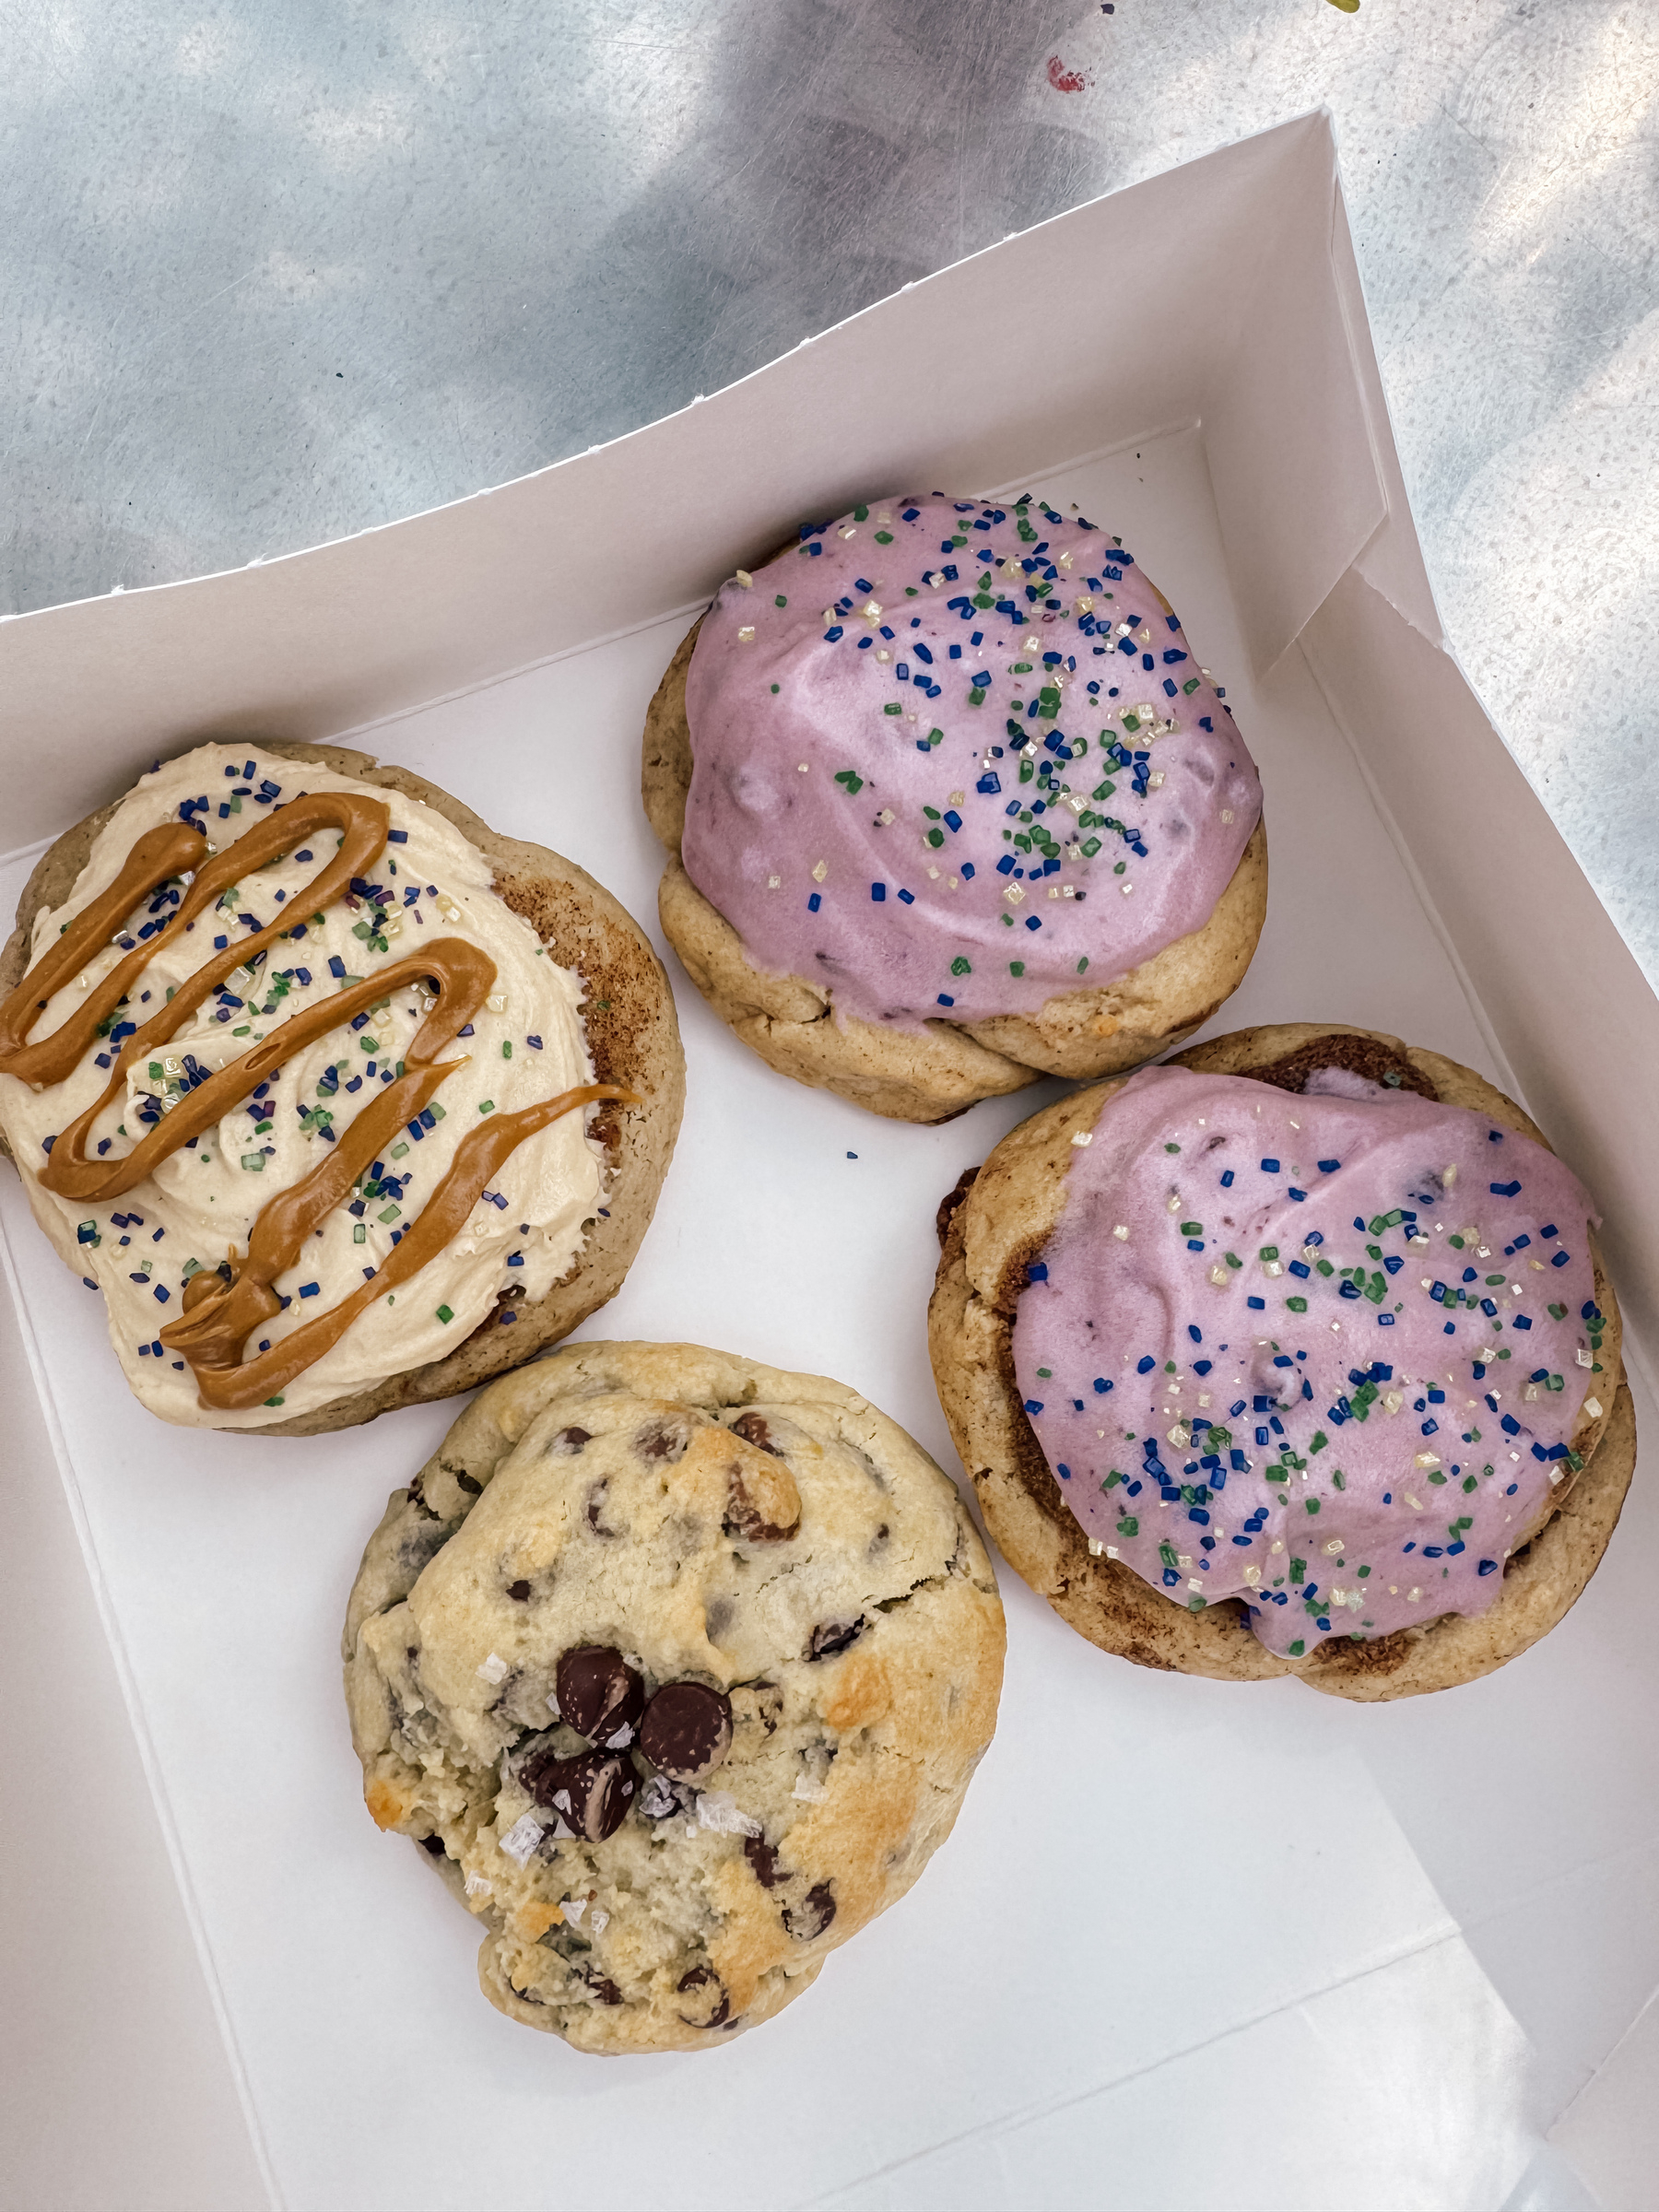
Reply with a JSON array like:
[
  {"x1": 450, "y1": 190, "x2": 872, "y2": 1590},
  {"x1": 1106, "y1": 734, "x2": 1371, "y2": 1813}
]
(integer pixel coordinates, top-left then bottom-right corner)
[
  {"x1": 642, "y1": 493, "x2": 1266, "y2": 1122},
  {"x1": 929, "y1": 1024, "x2": 1634, "y2": 1699}
]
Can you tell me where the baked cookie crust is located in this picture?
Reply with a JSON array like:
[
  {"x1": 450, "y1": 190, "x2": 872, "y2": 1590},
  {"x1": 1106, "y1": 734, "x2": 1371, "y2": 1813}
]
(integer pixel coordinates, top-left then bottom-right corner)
[
  {"x1": 0, "y1": 739, "x2": 685, "y2": 1435},
  {"x1": 342, "y1": 1340, "x2": 1006, "y2": 2052},
  {"x1": 643, "y1": 618, "x2": 1268, "y2": 1124},
  {"x1": 928, "y1": 1023, "x2": 1635, "y2": 1700}
]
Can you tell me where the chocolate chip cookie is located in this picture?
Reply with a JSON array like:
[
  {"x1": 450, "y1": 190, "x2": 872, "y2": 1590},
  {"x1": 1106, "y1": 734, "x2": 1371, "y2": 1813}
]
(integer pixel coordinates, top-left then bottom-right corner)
[{"x1": 343, "y1": 1340, "x2": 1006, "y2": 2052}]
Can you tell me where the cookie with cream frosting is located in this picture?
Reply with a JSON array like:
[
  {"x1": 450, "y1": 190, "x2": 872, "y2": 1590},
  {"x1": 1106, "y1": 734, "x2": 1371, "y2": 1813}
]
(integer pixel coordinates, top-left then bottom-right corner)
[
  {"x1": 929, "y1": 1023, "x2": 1634, "y2": 1698},
  {"x1": 342, "y1": 1339, "x2": 1005, "y2": 2053},
  {"x1": 0, "y1": 739, "x2": 683, "y2": 1433},
  {"x1": 642, "y1": 492, "x2": 1266, "y2": 1123}
]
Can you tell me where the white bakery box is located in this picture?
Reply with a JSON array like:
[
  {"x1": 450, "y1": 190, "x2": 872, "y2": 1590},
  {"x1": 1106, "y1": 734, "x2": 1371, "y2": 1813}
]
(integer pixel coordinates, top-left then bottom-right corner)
[{"x1": 4, "y1": 114, "x2": 1654, "y2": 2212}]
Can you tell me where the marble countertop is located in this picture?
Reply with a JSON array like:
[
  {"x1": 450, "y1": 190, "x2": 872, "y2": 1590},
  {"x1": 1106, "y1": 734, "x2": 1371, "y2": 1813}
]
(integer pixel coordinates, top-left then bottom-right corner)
[{"x1": 4, "y1": 0, "x2": 1653, "y2": 973}]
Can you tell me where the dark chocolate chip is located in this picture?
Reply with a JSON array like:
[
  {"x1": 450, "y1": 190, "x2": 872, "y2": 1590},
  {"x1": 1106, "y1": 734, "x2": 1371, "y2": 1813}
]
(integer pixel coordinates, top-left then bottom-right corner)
[
  {"x1": 585, "y1": 1479, "x2": 617, "y2": 1536},
  {"x1": 585, "y1": 1974, "x2": 624, "y2": 2006},
  {"x1": 730, "y1": 1410, "x2": 780, "y2": 1454},
  {"x1": 634, "y1": 1420, "x2": 688, "y2": 1463},
  {"x1": 744, "y1": 1836, "x2": 784, "y2": 1889},
  {"x1": 556, "y1": 1646, "x2": 644, "y2": 1744},
  {"x1": 807, "y1": 1618, "x2": 865, "y2": 1662},
  {"x1": 517, "y1": 1747, "x2": 638, "y2": 1841},
  {"x1": 640, "y1": 1681, "x2": 733, "y2": 1783},
  {"x1": 418, "y1": 1833, "x2": 446, "y2": 1856},
  {"x1": 676, "y1": 1965, "x2": 731, "y2": 2030},
  {"x1": 547, "y1": 1425, "x2": 592, "y2": 1456},
  {"x1": 782, "y1": 1882, "x2": 836, "y2": 1941},
  {"x1": 454, "y1": 1471, "x2": 482, "y2": 1494},
  {"x1": 506, "y1": 1580, "x2": 533, "y2": 1602}
]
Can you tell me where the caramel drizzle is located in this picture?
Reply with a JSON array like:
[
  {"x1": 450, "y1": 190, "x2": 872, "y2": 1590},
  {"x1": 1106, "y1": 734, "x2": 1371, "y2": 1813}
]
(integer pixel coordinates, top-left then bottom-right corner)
[{"x1": 0, "y1": 790, "x2": 632, "y2": 1412}]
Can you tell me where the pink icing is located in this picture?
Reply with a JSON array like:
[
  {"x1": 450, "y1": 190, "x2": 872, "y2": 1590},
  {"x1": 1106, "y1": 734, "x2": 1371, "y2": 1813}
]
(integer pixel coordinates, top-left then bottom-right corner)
[
  {"x1": 680, "y1": 494, "x2": 1262, "y2": 1030},
  {"x1": 1011, "y1": 1064, "x2": 1606, "y2": 1658}
]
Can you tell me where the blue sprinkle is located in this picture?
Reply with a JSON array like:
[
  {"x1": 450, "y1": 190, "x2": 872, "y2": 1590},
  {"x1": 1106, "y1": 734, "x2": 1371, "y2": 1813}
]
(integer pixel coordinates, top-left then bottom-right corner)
[
  {"x1": 327, "y1": 956, "x2": 347, "y2": 978},
  {"x1": 1220, "y1": 1171, "x2": 1234, "y2": 1188},
  {"x1": 1260, "y1": 1158, "x2": 1280, "y2": 1173},
  {"x1": 936, "y1": 994, "x2": 954, "y2": 1007},
  {"x1": 1023, "y1": 1400, "x2": 1044, "y2": 1416},
  {"x1": 1187, "y1": 1325, "x2": 1202, "y2": 1344},
  {"x1": 871, "y1": 883, "x2": 887, "y2": 902},
  {"x1": 897, "y1": 888, "x2": 915, "y2": 905},
  {"x1": 1552, "y1": 1250, "x2": 1570, "y2": 1267},
  {"x1": 1317, "y1": 1159, "x2": 1341, "y2": 1173},
  {"x1": 1246, "y1": 1296, "x2": 1265, "y2": 1311},
  {"x1": 1137, "y1": 1356, "x2": 1156, "y2": 1373},
  {"x1": 1540, "y1": 1224, "x2": 1558, "y2": 1239},
  {"x1": 1093, "y1": 1378, "x2": 1112, "y2": 1394},
  {"x1": 1025, "y1": 915, "x2": 1041, "y2": 930},
  {"x1": 1478, "y1": 1559, "x2": 1499, "y2": 1576},
  {"x1": 807, "y1": 892, "x2": 821, "y2": 912},
  {"x1": 1490, "y1": 1180, "x2": 1522, "y2": 1196},
  {"x1": 1055, "y1": 1465, "x2": 1070, "y2": 1479}
]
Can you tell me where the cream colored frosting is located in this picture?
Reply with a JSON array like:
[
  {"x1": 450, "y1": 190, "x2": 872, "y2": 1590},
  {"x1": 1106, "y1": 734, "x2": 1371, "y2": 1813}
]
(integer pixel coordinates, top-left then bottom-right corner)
[{"x1": 0, "y1": 745, "x2": 604, "y2": 1428}]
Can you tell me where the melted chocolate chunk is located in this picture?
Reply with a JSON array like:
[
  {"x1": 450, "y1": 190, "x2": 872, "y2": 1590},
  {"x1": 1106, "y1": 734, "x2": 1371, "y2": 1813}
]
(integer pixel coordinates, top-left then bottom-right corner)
[
  {"x1": 506, "y1": 1580, "x2": 533, "y2": 1602},
  {"x1": 782, "y1": 1882, "x2": 836, "y2": 1941},
  {"x1": 518, "y1": 1747, "x2": 638, "y2": 1841},
  {"x1": 453, "y1": 1470, "x2": 482, "y2": 1495},
  {"x1": 730, "y1": 1410, "x2": 780, "y2": 1454},
  {"x1": 724, "y1": 1456, "x2": 800, "y2": 1545},
  {"x1": 585, "y1": 1973, "x2": 624, "y2": 2006},
  {"x1": 556, "y1": 1645, "x2": 644, "y2": 1745},
  {"x1": 743, "y1": 1836, "x2": 783, "y2": 1889},
  {"x1": 634, "y1": 1419, "x2": 688, "y2": 1463},
  {"x1": 640, "y1": 1681, "x2": 733, "y2": 1783},
  {"x1": 807, "y1": 1618, "x2": 865, "y2": 1662},
  {"x1": 935, "y1": 1164, "x2": 981, "y2": 1249},
  {"x1": 676, "y1": 1965, "x2": 731, "y2": 2030},
  {"x1": 547, "y1": 1425, "x2": 592, "y2": 1456},
  {"x1": 1243, "y1": 1033, "x2": 1438, "y2": 1101}
]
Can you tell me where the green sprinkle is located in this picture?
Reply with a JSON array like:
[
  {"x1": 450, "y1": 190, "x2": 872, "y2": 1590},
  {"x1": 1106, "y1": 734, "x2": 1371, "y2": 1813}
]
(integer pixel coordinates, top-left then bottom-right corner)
[
  {"x1": 1332, "y1": 1469, "x2": 1347, "y2": 1489},
  {"x1": 265, "y1": 1396, "x2": 285, "y2": 1408},
  {"x1": 853, "y1": 503, "x2": 869, "y2": 521},
  {"x1": 353, "y1": 1223, "x2": 366, "y2": 1244},
  {"x1": 501, "y1": 1041, "x2": 512, "y2": 1059},
  {"x1": 883, "y1": 702, "x2": 901, "y2": 716},
  {"x1": 1076, "y1": 957, "x2": 1088, "y2": 973},
  {"x1": 926, "y1": 828, "x2": 945, "y2": 849},
  {"x1": 1103, "y1": 1471, "x2": 1123, "y2": 1489},
  {"x1": 240, "y1": 1153, "x2": 265, "y2": 1172},
  {"x1": 390, "y1": 1141, "x2": 409, "y2": 1159},
  {"x1": 1225, "y1": 1252, "x2": 1242, "y2": 1270},
  {"x1": 148, "y1": 1061, "x2": 163, "y2": 1081},
  {"x1": 775, "y1": 593, "x2": 788, "y2": 605},
  {"x1": 1290, "y1": 1558, "x2": 1306, "y2": 1583},
  {"x1": 1180, "y1": 1220, "x2": 1203, "y2": 1237},
  {"x1": 1288, "y1": 1640, "x2": 1305, "y2": 1658},
  {"x1": 1117, "y1": 1515, "x2": 1138, "y2": 1537},
  {"x1": 969, "y1": 687, "x2": 986, "y2": 704},
  {"x1": 1287, "y1": 1296, "x2": 1308, "y2": 1313},
  {"x1": 1188, "y1": 1596, "x2": 1206, "y2": 1613},
  {"x1": 1159, "y1": 1541, "x2": 1178, "y2": 1571},
  {"x1": 833, "y1": 770, "x2": 865, "y2": 794},
  {"x1": 360, "y1": 1036, "x2": 379, "y2": 1053},
  {"x1": 1080, "y1": 837, "x2": 1101, "y2": 857},
  {"x1": 1259, "y1": 1245, "x2": 1279, "y2": 1263},
  {"x1": 1305, "y1": 1497, "x2": 1321, "y2": 1513},
  {"x1": 1122, "y1": 712, "x2": 1141, "y2": 733},
  {"x1": 1182, "y1": 677, "x2": 1200, "y2": 694},
  {"x1": 1164, "y1": 1142, "x2": 1181, "y2": 1154},
  {"x1": 479, "y1": 1100, "x2": 496, "y2": 1114},
  {"x1": 1036, "y1": 1368, "x2": 1052, "y2": 1378},
  {"x1": 926, "y1": 727, "x2": 944, "y2": 747},
  {"x1": 1266, "y1": 1467, "x2": 1288, "y2": 1484},
  {"x1": 1310, "y1": 1430, "x2": 1329, "y2": 1453},
  {"x1": 1316, "y1": 1258, "x2": 1335, "y2": 1277},
  {"x1": 436, "y1": 1304, "x2": 454, "y2": 1324},
  {"x1": 874, "y1": 532, "x2": 892, "y2": 545},
  {"x1": 770, "y1": 683, "x2": 780, "y2": 694},
  {"x1": 1009, "y1": 959, "x2": 1025, "y2": 976},
  {"x1": 949, "y1": 957, "x2": 971, "y2": 977},
  {"x1": 378, "y1": 1205, "x2": 401, "y2": 1224}
]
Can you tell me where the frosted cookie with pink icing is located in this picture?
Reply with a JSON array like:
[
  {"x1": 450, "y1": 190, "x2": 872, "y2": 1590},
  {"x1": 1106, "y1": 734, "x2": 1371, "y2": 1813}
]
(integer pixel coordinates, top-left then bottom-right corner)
[
  {"x1": 929, "y1": 1024, "x2": 1635, "y2": 1700},
  {"x1": 642, "y1": 493, "x2": 1266, "y2": 1123}
]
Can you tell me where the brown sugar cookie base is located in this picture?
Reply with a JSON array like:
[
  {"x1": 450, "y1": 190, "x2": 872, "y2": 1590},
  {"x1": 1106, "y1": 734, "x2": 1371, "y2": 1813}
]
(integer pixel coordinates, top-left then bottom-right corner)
[
  {"x1": 642, "y1": 616, "x2": 1268, "y2": 1124},
  {"x1": 0, "y1": 739, "x2": 686, "y2": 1436},
  {"x1": 928, "y1": 1022, "x2": 1635, "y2": 1700}
]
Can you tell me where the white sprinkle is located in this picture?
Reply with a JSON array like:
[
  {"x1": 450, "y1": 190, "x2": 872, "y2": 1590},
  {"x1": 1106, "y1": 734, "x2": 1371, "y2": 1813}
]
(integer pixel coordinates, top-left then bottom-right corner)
[
  {"x1": 499, "y1": 1813, "x2": 544, "y2": 1866},
  {"x1": 1324, "y1": 1537, "x2": 1345, "y2": 1556},
  {"x1": 1004, "y1": 884, "x2": 1026, "y2": 905},
  {"x1": 737, "y1": 626, "x2": 756, "y2": 642},
  {"x1": 589, "y1": 1909, "x2": 609, "y2": 1934},
  {"x1": 1577, "y1": 1348, "x2": 1594, "y2": 1368},
  {"x1": 1121, "y1": 882, "x2": 1134, "y2": 896},
  {"x1": 477, "y1": 1652, "x2": 509, "y2": 1685},
  {"x1": 696, "y1": 1790, "x2": 762, "y2": 1837},
  {"x1": 563, "y1": 1894, "x2": 588, "y2": 1924},
  {"x1": 1241, "y1": 1564, "x2": 1262, "y2": 1586},
  {"x1": 1441, "y1": 1165, "x2": 1458, "y2": 1189},
  {"x1": 1070, "y1": 1130, "x2": 1093, "y2": 1147},
  {"x1": 791, "y1": 1772, "x2": 828, "y2": 1804},
  {"x1": 812, "y1": 860, "x2": 828, "y2": 883},
  {"x1": 1208, "y1": 1265, "x2": 1230, "y2": 1287},
  {"x1": 1113, "y1": 1225, "x2": 1130, "y2": 1241},
  {"x1": 1087, "y1": 1536, "x2": 1104, "y2": 1557},
  {"x1": 766, "y1": 874, "x2": 781, "y2": 889},
  {"x1": 1106, "y1": 1544, "x2": 1120, "y2": 1560},
  {"x1": 464, "y1": 1872, "x2": 492, "y2": 1899},
  {"x1": 1147, "y1": 771, "x2": 1164, "y2": 790},
  {"x1": 735, "y1": 570, "x2": 753, "y2": 588},
  {"x1": 1584, "y1": 1396, "x2": 1603, "y2": 1418},
  {"x1": 840, "y1": 525, "x2": 857, "y2": 538}
]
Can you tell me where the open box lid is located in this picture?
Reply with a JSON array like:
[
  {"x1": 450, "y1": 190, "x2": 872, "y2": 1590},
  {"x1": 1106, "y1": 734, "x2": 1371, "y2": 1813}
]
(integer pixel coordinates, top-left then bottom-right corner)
[{"x1": 3, "y1": 113, "x2": 1654, "y2": 2212}]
